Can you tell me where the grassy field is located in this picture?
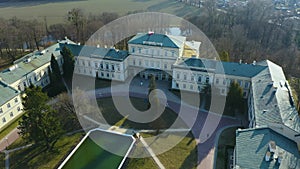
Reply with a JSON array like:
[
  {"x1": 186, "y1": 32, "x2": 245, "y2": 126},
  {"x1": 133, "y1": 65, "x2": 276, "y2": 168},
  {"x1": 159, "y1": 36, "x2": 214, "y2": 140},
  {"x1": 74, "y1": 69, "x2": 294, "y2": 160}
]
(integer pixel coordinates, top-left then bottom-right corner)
[
  {"x1": 0, "y1": 0, "x2": 202, "y2": 25},
  {"x1": 0, "y1": 116, "x2": 23, "y2": 140},
  {"x1": 126, "y1": 133, "x2": 197, "y2": 169},
  {"x1": 97, "y1": 96, "x2": 187, "y2": 130},
  {"x1": 8, "y1": 132, "x2": 84, "y2": 169}
]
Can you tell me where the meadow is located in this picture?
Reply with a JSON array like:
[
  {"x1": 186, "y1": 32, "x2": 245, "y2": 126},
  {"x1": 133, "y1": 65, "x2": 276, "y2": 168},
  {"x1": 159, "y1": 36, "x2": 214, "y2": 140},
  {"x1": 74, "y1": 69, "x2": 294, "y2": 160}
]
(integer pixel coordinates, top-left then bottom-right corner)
[{"x1": 0, "y1": 0, "x2": 202, "y2": 25}]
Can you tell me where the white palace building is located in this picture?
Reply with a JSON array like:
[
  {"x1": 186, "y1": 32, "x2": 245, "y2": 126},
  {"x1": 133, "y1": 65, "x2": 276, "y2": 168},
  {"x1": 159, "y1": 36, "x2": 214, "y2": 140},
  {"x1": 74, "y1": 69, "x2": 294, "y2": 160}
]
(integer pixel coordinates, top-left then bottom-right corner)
[{"x1": 0, "y1": 32, "x2": 299, "y2": 168}]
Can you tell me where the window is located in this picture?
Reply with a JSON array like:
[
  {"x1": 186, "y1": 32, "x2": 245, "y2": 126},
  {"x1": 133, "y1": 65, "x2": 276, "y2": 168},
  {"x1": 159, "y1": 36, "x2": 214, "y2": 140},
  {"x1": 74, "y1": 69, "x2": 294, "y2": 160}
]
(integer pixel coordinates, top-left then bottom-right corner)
[
  {"x1": 176, "y1": 83, "x2": 179, "y2": 88},
  {"x1": 171, "y1": 50, "x2": 175, "y2": 57},
  {"x1": 243, "y1": 92, "x2": 247, "y2": 97},
  {"x1": 150, "y1": 61, "x2": 154, "y2": 68},
  {"x1": 177, "y1": 73, "x2": 180, "y2": 79},
  {"x1": 0, "y1": 108, "x2": 2, "y2": 113},
  {"x1": 191, "y1": 76, "x2": 194, "y2": 81},
  {"x1": 107, "y1": 73, "x2": 109, "y2": 78},
  {"x1": 139, "y1": 60, "x2": 142, "y2": 66},
  {"x1": 238, "y1": 80, "x2": 243, "y2": 86},
  {"x1": 198, "y1": 76, "x2": 202, "y2": 82},
  {"x1": 133, "y1": 59, "x2": 136, "y2": 66},
  {"x1": 29, "y1": 79, "x2": 32, "y2": 85},
  {"x1": 14, "y1": 98, "x2": 18, "y2": 103},
  {"x1": 138, "y1": 48, "x2": 141, "y2": 53},
  {"x1": 90, "y1": 70, "x2": 92, "y2": 75},
  {"x1": 184, "y1": 74, "x2": 187, "y2": 81},
  {"x1": 7, "y1": 103, "x2": 11, "y2": 108},
  {"x1": 132, "y1": 47, "x2": 135, "y2": 53},
  {"x1": 112, "y1": 73, "x2": 115, "y2": 78},
  {"x1": 100, "y1": 62, "x2": 103, "y2": 69},
  {"x1": 183, "y1": 84, "x2": 186, "y2": 89},
  {"x1": 18, "y1": 85, "x2": 21, "y2": 91},
  {"x1": 88, "y1": 61, "x2": 91, "y2": 67},
  {"x1": 164, "y1": 63, "x2": 167, "y2": 69},
  {"x1": 223, "y1": 79, "x2": 226, "y2": 85},
  {"x1": 105, "y1": 63, "x2": 109, "y2": 70},
  {"x1": 216, "y1": 78, "x2": 219, "y2": 84},
  {"x1": 245, "y1": 82, "x2": 249, "y2": 88},
  {"x1": 17, "y1": 107, "x2": 21, "y2": 112},
  {"x1": 116, "y1": 64, "x2": 120, "y2": 71},
  {"x1": 82, "y1": 60, "x2": 85, "y2": 66},
  {"x1": 2, "y1": 117, "x2": 6, "y2": 123},
  {"x1": 221, "y1": 89, "x2": 225, "y2": 94},
  {"x1": 95, "y1": 62, "x2": 98, "y2": 68},
  {"x1": 101, "y1": 72, "x2": 104, "y2": 77},
  {"x1": 190, "y1": 85, "x2": 193, "y2": 90},
  {"x1": 165, "y1": 51, "x2": 168, "y2": 56},
  {"x1": 34, "y1": 76, "x2": 37, "y2": 82},
  {"x1": 112, "y1": 64, "x2": 115, "y2": 71},
  {"x1": 206, "y1": 76, "x2": 210, "y2": 83},
  {"x1": 10, "y1": 112, "x2": 13, "y2": 117},
  {"x1": 23, "y1": 81, "x2": 27, "y2": 88}
]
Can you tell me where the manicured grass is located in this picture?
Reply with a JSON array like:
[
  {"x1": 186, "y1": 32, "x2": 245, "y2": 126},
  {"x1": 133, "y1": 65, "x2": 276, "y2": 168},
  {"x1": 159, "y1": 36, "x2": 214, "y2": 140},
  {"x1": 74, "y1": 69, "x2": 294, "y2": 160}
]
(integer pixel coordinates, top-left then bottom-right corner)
[
  {"x1": 0, "y1": 116, "x2": 22, "y2": 140},
  {"x1": 127, "y1": 133, "x2": 197, "y2": 169},
  {"x1": 97, "y1": 96, "x2": 187, "y2": 130},
  {"x1": 0, "y1": 0, "x2": 202, "y2": 25},
  {"x1": 8, "y1": 132, "x2": 84, "y2": 169},
  {"x1": 215, "y1": 127, "x2": 238, "y2": 169}
]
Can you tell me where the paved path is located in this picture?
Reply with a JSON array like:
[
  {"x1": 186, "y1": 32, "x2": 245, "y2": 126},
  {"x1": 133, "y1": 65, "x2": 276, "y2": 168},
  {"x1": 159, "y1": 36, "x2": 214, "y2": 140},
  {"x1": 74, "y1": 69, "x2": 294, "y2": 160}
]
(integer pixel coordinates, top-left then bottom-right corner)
[
  {"x1": 140, "y1": 136, "x2": 166, "y2": 169},
  {"x1": 84, "y1": 77, "x2": 241, "y2": 169},
  {"x1": 0, "y1": 128, "x2": 20, "y2": 151}
]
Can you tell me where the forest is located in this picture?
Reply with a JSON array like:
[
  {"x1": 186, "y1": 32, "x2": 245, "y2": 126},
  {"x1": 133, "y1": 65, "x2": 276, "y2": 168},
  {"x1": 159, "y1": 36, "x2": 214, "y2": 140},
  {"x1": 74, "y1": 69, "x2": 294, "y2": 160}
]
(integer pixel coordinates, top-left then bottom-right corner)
[{"x1": 0, "y1": 0, "x2": 299, "y2": 78}]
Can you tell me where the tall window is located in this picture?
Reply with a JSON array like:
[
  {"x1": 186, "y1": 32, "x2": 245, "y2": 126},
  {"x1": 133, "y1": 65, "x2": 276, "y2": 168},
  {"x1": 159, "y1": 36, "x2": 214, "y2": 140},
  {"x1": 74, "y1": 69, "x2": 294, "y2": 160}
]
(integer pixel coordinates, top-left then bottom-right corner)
[
  {"x1": 7, "y1": 103, "x2": 11, "y2": 108},
  {"x1": 206, "y1": 76, "x2": 210, "y2": 83},
  {"x1": 0, "y1": 108, "x2": 2, "y2": 113},
  {"x1": 14, "y1": 98, "x2": 18, "y2": 103},
  {"x1": 198, "y1": 76, "x2": 202, "y2": 82},
  {"x1": 132, "y1": 47, "x2": 135, "y2": 53},
  {"x1": 184, "y1": 74, "x2": 187, "y2": 81},
  {"x1": 2, "y1": 117, "x2": 6, "y2": 123}
]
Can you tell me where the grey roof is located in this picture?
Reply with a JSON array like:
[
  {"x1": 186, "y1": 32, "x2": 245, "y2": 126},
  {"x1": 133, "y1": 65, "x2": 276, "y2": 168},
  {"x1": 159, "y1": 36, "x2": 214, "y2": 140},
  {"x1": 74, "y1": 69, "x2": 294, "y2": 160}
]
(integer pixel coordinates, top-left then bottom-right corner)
[
  {"x1": 61, "y1": 44, "x2": 129, "y2": 61},
  {"x1": 0, "y1": 40, "x2": 71, "y2": 85},
  {"x1": 0, "y1": 81, "x2": 19, "y2": 106},
  {"x1": 236, "y1": 128, "x2": 300, "y2": 169},
  {"x1": 174, "y1": 58, "x2": 266, "y2": 77},
  {"x1": 215, "y1": 61, "x2": 267, "y2": 78},
  {"x1": 251, "y1": 60, "x2": 300, "y2": 132},
  {"x1": 128, "y1": 33, "x2": 186, "y2": 48}
]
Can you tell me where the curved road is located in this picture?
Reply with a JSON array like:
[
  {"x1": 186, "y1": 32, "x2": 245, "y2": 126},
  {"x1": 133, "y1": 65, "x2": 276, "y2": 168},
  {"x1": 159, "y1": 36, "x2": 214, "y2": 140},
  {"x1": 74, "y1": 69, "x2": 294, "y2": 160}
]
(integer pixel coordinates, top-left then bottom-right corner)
[{"x1": 83, "y1": 78, "x2": 241, "y2": 169}]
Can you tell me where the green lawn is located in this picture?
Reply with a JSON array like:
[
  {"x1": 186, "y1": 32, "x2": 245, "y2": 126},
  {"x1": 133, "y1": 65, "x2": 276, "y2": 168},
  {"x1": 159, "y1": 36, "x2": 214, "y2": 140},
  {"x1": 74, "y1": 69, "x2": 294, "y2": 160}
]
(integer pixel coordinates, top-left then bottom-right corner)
[
  {"x1": 8, "y1": 132, "x2": 84, "y2": 169},
  {"x1": 127, "y1": 133, "x2": 197, "y2": 169},
  {"x1": 0, "y1": 116, "x2": 22, "y2": 140},
  {"x1": 215, "y1": 127, "x2": 238, "y2": 169},
  {"x1": 0, "y1": 0, "x2": 202, "y2": 25},
  {"x1": 96, "y1": 96, "x2": 187, "y2": 130}
]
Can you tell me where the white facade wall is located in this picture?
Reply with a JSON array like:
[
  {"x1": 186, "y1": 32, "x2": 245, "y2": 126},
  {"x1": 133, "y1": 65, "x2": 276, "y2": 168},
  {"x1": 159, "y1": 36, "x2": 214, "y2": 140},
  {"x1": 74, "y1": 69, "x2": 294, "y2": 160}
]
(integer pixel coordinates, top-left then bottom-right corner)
[
  {"x1": 0, "y1": 94, "x2": 23, "y2": 131},
  {"x1": 172, "y1": 67, "x2": 213, "y2": 93},
  {"x1": 74, "y1": 56, "x2": 129, "y2": 82}
]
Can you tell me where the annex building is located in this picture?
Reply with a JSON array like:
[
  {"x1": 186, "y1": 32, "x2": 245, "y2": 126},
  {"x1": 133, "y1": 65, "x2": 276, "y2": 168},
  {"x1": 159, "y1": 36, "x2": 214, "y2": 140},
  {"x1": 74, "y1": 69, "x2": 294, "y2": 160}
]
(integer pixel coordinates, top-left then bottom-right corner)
[{"x1": 0, "y1": 32, "x2": 299, "y2": 168}]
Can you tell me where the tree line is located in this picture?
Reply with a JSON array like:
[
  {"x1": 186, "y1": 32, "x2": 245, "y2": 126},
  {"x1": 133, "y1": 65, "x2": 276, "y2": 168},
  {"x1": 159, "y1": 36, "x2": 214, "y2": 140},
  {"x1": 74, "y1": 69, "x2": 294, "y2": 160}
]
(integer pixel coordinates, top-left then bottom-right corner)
[{"x1": 184, "y1": 0, "x2": 300, "y2": 77}]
